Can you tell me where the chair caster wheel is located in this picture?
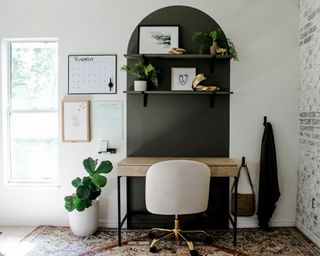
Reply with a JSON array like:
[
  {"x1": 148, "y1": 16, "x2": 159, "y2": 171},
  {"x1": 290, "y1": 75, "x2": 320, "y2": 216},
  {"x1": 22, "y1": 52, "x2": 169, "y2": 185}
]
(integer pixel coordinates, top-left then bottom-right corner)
[
  {"x1": 150, "y1": 246, "x2": 157, "y2": 253},
  {"x1": 190, "y1": 249, "x2": 199, "y2": 256},
  {"x1": 204, "y1": 235, "x2": 213, "y2": 244},
  {"x1": 148, "y1": 232, "x2": 156, "y2": 239}
]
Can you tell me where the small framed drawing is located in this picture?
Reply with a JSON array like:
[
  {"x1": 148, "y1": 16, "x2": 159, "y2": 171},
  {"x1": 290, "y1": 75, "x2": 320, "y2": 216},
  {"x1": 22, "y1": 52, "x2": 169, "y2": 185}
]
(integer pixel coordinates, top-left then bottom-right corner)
[
  {"x1": 171, "y1": 67, "x2": 196, "y2": 91},
  {"x1": 62, "y1": 100, "x2": 90, "y2": 142},
  {"x1": 68, "y1": 54, "x2": 117, "y2": 94},
  {"x1": 138, "y1": 25, "x2": 179, "y2": 54}
]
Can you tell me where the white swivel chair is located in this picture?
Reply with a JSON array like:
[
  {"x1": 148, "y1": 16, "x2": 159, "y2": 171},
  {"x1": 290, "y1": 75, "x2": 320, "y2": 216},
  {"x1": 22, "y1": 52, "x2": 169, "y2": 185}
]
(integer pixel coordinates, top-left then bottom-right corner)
[{"x1": 145, "y1": 160, "x2": 212, "y2": 256}]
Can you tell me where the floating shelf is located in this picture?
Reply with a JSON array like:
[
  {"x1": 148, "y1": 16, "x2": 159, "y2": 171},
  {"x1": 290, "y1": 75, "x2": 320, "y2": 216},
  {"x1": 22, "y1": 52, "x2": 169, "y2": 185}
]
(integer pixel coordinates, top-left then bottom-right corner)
[
  {"x1": 124, "y1": 90, "x2": 233, "y2": 107},
  {"x1": 124, "y1": 54, "x2": 231, "y2": 60}
]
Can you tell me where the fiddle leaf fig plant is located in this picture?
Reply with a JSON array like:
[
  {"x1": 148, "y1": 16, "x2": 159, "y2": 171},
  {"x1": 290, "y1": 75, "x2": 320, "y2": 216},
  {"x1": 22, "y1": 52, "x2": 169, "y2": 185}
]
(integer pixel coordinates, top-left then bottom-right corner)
[{"x1": 64, "y1": 157, "x2": 113, "y2": 212}]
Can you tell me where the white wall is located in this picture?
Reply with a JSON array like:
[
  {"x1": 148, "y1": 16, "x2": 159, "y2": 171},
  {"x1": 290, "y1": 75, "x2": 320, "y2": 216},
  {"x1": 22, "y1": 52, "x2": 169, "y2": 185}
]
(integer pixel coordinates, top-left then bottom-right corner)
[{"x1": 0, "y1": 0, "x2": 299, "y2": 228}]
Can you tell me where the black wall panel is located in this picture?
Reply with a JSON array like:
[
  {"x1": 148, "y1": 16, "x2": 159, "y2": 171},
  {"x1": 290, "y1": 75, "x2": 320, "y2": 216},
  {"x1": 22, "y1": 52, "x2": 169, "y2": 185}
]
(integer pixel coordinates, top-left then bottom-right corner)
[{"x1": 125, "y1": 5, "x2": 231, "y2": 229}]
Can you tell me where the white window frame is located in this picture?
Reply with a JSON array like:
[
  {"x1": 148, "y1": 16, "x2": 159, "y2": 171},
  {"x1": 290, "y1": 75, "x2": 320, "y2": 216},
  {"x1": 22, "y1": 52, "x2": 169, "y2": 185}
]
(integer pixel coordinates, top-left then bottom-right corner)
[{"x1": 1, "y1": 38, "x2": 59, "y2": 185}]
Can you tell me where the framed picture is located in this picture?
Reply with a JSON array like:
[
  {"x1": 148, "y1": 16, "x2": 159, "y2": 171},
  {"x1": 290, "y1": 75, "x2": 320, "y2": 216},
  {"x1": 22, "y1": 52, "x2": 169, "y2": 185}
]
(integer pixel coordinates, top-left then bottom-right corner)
[
  {"x1": 171, "y1": 67, "x2": 196, "y2": 91},
  {"x1": 62, "y1": 100, "x2": 90, "y2": 142},
  {"x1": 68, "y1": 54, "x2": 117, "y2": 94},
  {"x1": 138, "y1": 25, "x2": 179, "y2": 54}
]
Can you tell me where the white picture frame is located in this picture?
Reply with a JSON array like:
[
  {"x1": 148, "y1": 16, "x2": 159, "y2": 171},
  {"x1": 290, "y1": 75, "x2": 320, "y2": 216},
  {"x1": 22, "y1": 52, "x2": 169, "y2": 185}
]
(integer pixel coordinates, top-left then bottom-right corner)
[
  {"x1": 138, "y1": 25, "x2": 179, "y2": 54},
  {"x1": 68, "y1": 54, "x2": 117, "y2": 94},
  {"x1": 62, "y1": 100, "x2": 90, "y2": 142},
  {"x1": 171, "y1": 67, "x2": 196, "y2": 91}
]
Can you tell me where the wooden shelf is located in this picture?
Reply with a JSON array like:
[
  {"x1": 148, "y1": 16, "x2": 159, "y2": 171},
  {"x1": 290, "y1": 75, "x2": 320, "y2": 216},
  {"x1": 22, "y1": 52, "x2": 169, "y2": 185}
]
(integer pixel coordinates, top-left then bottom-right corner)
[
  {"x1": 124, "y1": 54, "x2": 231, "y2": 60},
  {"x1": 124, "y1": 90, "x2": 233, "y2": 107},
  {"x1": 124, "y1": 90, "x2": 233, "y2": 95}
]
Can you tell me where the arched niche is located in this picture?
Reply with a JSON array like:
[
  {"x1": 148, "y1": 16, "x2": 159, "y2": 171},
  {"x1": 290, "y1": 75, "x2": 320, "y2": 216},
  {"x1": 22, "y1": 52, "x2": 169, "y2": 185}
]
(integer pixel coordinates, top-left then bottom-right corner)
[
  {"x1": 127, "y1": 5, "x2": 227, "y2": 54},
  {"x1": 125, "y1": 5, "x2": 231, "y2": 230}
]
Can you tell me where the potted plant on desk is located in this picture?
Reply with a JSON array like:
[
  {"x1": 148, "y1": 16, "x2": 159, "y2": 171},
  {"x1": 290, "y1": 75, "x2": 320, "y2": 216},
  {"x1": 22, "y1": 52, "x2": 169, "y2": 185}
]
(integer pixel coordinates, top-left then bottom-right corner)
[
  {"x1": 121, "y1": 60, "x2": 159, "y2": 91},
  {"x1": 64, "y1": 157, "x2": 113, "y2": 236}
]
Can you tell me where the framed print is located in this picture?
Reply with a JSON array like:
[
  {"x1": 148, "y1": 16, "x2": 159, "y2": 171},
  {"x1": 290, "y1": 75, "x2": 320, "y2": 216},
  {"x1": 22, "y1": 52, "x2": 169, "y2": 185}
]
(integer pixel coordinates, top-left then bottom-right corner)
[
  {"x1": 138, "y1": 25, "x2": 179, "y2": 54},
  {"x1": 68, "y1": 54, "x2": 117, "y2": 94},
  {"x1": 171, "y1": 67, "x2": 196, "y2": 91},
  {"x1": 62, "y1": 100, "x2": 90, "y2": 142}
]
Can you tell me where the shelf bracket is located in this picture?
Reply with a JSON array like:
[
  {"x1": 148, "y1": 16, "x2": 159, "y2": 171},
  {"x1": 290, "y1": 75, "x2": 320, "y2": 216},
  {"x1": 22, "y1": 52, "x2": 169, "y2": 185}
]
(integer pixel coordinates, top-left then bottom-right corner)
[
  {"x1": 210, "y1": 55, "x2": 216, "y2": 73},
  {"x1": 143, "y1": 93, "x2": 148, "y2": 107},
  {"x1": 210, "y1": 93, "x2": 215, "y2": 108}
]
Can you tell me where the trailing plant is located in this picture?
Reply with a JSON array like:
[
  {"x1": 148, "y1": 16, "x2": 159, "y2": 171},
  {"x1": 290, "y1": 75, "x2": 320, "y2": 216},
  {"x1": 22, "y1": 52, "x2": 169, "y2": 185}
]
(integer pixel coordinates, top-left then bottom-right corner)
[
  {"x1": 192, "y1": 28, "x2": 239, "y2": 61},
  {"x1": 121, "y1": 60, "x2": 159, "y2": 87},
  {"x1": 64, "y1": 157, "x2": 113, "y2": 212},
  {"x1": 227, "y1": 38, "x2": 239, "y2": 61}
]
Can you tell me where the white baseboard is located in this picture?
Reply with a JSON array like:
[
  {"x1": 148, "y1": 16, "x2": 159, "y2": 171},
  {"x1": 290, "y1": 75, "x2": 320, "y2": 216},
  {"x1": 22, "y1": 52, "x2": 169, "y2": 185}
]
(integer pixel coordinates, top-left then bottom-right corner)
[
  {"x1": 0, "y1": 218, "x2": 297, "y2": 231},
  {"x1": 99, "y1": 219, "x2": 118, "y2": 228},
  {"x1": 102, "y1": 218, "x2": 296, "y2": 230},
  {"x1": 296, "y1": 220, "x2": 320, "y2": 247},
  {"x1": 230, "y1": 216, "x2": 296, "y2": 229},
  {"x1": 0, "y1": 219, "x2": 69, "y2": 227}
]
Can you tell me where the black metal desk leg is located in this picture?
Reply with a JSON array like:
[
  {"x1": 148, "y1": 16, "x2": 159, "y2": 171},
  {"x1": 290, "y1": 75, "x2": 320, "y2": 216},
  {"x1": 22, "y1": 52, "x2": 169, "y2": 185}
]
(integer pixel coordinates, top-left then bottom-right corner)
[
  {"x1": 117, "y1": 176, "x2": 122, "y2": 246},
  {"x1": 233, "y1": 176, "x2": 238, "y2": 246}
]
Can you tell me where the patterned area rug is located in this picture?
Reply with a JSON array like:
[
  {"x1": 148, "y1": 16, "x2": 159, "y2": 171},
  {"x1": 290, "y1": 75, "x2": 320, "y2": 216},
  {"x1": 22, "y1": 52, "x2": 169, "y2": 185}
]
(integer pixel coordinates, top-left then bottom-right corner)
[{"x1": 11, "y1": 226, "x2": 320, "y2": 256}]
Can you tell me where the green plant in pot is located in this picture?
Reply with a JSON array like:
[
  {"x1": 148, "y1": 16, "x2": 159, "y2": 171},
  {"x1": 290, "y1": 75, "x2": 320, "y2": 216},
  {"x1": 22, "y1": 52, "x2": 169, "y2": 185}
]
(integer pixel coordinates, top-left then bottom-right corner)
[
  {"x1": 121, "y1": 60, "x2": 159, "y2": 91},
  {"x1": 192, "y1": 28, "x2": 239, "y2": 61},
  {"x1": 64, "y1": 157, "x2": 113, "y2": 236}
]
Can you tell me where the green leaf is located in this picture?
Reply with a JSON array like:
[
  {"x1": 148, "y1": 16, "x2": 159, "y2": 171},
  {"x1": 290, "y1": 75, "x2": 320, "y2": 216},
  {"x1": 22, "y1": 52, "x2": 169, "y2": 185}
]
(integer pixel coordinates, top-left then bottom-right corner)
[
  {"x1": 71, "y1": 177, "x2": 81, "y2": 188},
  {"x1": 89, "y1": 190, "x2": 101, "y2": 200},
  {"x1": 64, "y1": 195, "x2": 75, "y2": 212},
  {"x1": 92, "y1": 174, "x2": 107, "y2": 188},
  {"x1": 95, "y1": 161, "x2": 113, "y2": 174},
  {"x1": 82, "y1": 176, "x2": 91, "y2": 186},
  {"x1": 83, "y1": 157, "x2": 97, "y2": 176},
  {"x1": 76, "y1": 185, "x2": 91, "y2": 200},
  {"x1": 73, "y1": 196, "x2": 87, "y2": 211}
]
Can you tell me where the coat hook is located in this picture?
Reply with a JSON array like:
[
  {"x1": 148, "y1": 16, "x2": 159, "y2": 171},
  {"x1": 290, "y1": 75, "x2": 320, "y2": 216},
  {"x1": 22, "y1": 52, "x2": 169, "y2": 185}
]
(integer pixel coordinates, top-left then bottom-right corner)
[
  {"x1": 263, "y1": 116, "x2": 267, "y2": 126},
  {"x1": 241, "y1": 156, "x2": 246, "y2": 166}
]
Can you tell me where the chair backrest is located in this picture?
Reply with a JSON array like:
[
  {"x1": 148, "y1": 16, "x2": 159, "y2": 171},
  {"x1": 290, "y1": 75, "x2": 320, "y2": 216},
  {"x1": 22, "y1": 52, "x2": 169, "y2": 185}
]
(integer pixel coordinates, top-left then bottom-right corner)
[{"x1": 145, "y1": 160, "x2": 211, "y2": 215}]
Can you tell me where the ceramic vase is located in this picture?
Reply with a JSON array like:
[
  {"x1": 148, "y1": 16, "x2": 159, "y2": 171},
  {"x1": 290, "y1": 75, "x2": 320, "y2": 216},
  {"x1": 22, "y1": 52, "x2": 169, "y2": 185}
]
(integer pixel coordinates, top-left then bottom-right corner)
[
  {"x1": 134, "y1": 80, "x2": 147, "y2": 91},
  {"x1": 210, "y1": 42, "x2": 218, "y2": 55},
  {"x1": 68, "y1": 199, "x2": 99, "y2": 236}
]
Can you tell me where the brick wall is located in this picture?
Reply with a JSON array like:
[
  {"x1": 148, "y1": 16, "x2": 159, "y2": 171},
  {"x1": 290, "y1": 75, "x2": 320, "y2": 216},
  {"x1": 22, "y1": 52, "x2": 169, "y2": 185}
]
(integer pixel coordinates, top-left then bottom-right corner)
[{"x1": 298, "y1": 0, "x2": 320, "y2": 241}]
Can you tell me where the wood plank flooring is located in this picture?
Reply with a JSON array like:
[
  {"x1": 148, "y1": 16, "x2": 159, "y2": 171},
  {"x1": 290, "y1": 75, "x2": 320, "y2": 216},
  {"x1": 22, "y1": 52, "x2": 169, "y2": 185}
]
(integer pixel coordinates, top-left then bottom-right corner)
[{"x1": 0, "y1": 227, "x2": 35, "y2": 256}]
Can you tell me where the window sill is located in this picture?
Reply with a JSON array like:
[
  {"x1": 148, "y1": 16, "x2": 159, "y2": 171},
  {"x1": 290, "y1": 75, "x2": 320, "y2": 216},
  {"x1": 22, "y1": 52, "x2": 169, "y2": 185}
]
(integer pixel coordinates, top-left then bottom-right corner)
[{"x1": 5, "y1": 180, "x2": 60, "y2": 188}]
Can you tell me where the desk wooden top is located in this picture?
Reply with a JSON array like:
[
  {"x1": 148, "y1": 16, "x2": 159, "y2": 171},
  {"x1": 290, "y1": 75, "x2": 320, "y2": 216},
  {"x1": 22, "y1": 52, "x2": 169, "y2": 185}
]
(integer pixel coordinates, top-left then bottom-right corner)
[{"x1": 117, "y1": 157, "x2": 238, "y2": 177}]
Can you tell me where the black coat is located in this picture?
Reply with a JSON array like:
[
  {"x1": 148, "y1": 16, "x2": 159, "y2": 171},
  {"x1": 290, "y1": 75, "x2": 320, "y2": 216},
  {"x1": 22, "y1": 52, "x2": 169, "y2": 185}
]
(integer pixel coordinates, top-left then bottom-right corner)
[{"x1": 257, "y1": 122, "x2": 280, "y2": 228}]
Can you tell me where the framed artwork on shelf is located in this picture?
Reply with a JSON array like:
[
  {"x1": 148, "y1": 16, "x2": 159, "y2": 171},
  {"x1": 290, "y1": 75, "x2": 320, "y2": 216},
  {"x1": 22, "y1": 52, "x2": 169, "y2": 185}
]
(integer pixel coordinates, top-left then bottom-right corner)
[
  {"x1": 62, "y1": 100, "x2": 90, "y2": 142},
  {"x1": 68, "y1": 54, "x2": 117, "y2": 94},
  {"x1": 171, "y1": 67, "x2": 196, "y2": 91},
  {"x1": 138, "y1": 25, "x2": 179, "y2": 54}
]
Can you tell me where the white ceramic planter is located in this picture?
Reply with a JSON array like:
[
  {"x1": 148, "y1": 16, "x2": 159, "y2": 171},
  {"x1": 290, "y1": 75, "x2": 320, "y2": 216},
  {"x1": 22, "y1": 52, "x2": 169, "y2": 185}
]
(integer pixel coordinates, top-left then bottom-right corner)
[
  {"x1": 134, "y1": 80, "x2": 147, "y2": 91},
  {"x1": 68, "y1": 199, "x2": 99, "y2": 236}
]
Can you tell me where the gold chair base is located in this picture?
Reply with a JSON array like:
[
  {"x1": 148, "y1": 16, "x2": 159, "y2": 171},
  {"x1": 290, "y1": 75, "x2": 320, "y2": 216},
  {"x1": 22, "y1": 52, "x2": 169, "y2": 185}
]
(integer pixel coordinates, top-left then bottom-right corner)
[{"x1": 148, "y1": 219, "x2": 211, "y2": 254}]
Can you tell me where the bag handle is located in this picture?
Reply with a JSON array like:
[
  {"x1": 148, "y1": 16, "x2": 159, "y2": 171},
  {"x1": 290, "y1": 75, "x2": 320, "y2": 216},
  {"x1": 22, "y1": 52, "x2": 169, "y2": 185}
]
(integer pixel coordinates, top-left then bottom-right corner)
[{"x1": 232, "y1": 157, "x2": 254, "y2": 195}]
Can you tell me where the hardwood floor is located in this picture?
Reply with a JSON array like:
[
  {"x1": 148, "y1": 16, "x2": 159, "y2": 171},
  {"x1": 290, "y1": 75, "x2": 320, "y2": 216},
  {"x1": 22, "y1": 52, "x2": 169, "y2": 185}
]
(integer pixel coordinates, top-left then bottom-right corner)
[{"x1": 0, "y1": 227, "x2": 35, "y2": 256}]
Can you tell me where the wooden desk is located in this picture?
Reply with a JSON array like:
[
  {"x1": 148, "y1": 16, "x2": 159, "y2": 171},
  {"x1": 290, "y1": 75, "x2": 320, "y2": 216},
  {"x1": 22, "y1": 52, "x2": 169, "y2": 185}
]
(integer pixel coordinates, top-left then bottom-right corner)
[{"x1": 117, "y1": 157, "x2": 239, "y2": 246}]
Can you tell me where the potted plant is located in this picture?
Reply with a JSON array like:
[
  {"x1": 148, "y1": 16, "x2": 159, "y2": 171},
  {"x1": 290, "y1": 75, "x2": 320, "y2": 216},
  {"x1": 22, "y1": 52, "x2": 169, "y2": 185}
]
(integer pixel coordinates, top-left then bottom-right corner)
[
  {"x1": 121, "y1": 60, "x2": 159, "y2": 91},
  {"x1": 64, "y1": 157, "x2": 113, "y2": 236},
  {"x1": 192, "y1": 29, "x2": 239, "y2": 61}
]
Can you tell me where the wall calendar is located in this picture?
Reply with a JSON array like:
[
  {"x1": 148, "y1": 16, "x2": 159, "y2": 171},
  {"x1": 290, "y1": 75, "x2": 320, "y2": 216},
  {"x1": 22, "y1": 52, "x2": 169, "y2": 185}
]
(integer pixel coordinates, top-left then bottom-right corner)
[{"x1": 68, "y1": 54, "x2": 117, "y2": 94}]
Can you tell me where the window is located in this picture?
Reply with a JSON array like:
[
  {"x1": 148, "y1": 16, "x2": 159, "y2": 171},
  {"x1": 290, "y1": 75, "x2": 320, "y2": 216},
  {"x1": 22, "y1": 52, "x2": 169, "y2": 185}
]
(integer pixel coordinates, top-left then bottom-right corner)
[{"x1": 3, "y1": 40, "x2": 59, "y2": 183}]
